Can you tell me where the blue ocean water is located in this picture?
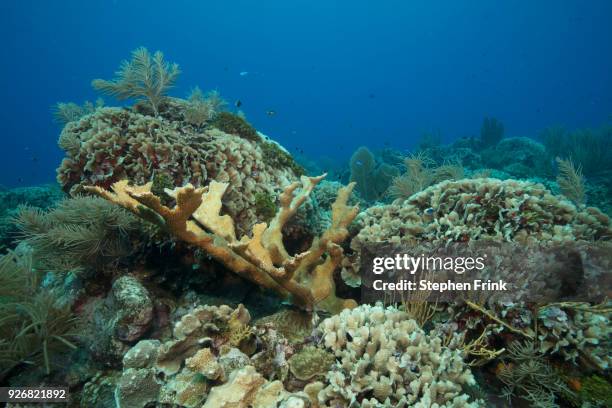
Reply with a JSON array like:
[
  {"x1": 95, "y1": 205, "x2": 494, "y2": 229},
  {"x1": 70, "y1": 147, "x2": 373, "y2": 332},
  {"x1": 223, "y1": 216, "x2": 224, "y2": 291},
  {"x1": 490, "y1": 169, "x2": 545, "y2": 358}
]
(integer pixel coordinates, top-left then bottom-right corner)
[{"x1": 1, "y1": 0, "x2": 611, "y2": 187}]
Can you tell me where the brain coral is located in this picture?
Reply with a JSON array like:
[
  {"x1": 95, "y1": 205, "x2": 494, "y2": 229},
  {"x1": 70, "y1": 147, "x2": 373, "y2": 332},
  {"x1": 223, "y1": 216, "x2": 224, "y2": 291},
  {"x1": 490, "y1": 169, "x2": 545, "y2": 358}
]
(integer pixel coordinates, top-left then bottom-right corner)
[
  {"x1": 315, "y1": 303, "x2": 481, "y2": 407},
  {"x1": 56, "y1": 104, "x2": 300, "y2": 234},
  {"x1": 353, "y1": 178, "x2": 611, "y2": 250}
]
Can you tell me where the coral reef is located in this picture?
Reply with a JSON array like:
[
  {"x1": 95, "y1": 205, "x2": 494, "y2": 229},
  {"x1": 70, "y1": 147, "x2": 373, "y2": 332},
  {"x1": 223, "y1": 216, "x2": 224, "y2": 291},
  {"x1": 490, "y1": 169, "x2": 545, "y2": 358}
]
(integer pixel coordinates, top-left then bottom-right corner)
[
  {"x1": 315, "y1": 303, "x2": 481, "y2": 407},
  {"x1": 482, "y1": 137, "x2": 549, "y2": 178},
  {"x1": 86, "y1": 175, "x2": 358, "y2": 313},
  {"x1": 288, "y1": 345, "x2": 334, "y2": 381},
  {"x1": 111, "y1": 303, "x2": 298, "y2": 408},
  {"x1": 537, "y1": 303, "x2": 611, "y2": 370},
  {"x1": 260, "y1": 138, "x2": 306, "y2": 177},
  {"x1": 56, "y1": 106, "x2": 301, "y2": 235},
  {"x1": 354, "y1": 178, "x2": 611, "y2": 249},
  {"x1": 212, "y1": 111, "x2": 259, "y2": 142}
]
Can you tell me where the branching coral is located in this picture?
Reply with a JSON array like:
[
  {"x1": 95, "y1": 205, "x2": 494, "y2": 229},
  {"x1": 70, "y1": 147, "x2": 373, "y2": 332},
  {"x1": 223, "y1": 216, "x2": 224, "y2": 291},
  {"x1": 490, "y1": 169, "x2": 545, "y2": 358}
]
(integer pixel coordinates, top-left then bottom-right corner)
[
  {"x1": 85, "y1": 175, "x2": 358, "y2": 313},
  {"x1": 92, "y1": 47, "x2": 180, "y2": 116},
  {"x1": 316, "y1": 303, "x2": 481, "y2": 407}
]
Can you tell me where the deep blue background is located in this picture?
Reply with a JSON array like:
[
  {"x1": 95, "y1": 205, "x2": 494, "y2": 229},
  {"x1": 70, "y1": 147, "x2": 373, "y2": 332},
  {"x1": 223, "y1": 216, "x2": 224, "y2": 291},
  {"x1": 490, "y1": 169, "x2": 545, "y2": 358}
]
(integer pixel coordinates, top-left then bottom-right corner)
[{"x1": 1, "y1": 0, "x2": 611, "y2": 187}]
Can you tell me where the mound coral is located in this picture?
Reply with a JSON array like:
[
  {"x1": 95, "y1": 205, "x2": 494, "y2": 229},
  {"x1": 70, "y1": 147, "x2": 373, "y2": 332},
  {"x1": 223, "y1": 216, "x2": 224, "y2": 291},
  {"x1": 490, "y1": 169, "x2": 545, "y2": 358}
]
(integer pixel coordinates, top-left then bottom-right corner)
[
  {"x1": 86, "y1": 174, "x2": 358, "y2": 313},
  {"x1": 56, "y1": 107, "x2": 300, "y2": 235},
  {"x1": 483, "y1": 136, "x2": 549, "y2": 178},
  {"x1": 354, "y1": 178, "x2": 611, "y2": 249},
  {"x1": 314, "y1": 303, "x2": 481, "y2": 407}
]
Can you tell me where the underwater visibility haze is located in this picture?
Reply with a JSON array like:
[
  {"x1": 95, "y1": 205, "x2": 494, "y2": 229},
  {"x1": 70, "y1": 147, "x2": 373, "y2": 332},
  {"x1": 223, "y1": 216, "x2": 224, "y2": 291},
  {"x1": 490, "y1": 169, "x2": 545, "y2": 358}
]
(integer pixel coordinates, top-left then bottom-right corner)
[{"x1": 0, "y1": 1, "x2": 611, "y2": 407}]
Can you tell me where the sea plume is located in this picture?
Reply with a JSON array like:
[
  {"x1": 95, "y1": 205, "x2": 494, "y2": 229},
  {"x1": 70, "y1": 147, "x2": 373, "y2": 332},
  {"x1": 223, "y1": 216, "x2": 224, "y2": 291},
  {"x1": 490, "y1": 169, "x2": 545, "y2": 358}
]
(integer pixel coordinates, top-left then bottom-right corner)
[{"x1": 92, "y1": 47, "x2": 180, "y2": 116}]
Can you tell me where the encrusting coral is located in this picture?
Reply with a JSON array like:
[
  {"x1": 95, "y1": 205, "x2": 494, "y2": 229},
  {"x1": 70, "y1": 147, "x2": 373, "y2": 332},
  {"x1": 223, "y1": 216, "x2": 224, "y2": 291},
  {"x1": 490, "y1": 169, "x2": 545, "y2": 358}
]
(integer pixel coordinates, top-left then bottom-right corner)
[{"x1": 86, "y1": 174, "x2": 359, "y2": 313}]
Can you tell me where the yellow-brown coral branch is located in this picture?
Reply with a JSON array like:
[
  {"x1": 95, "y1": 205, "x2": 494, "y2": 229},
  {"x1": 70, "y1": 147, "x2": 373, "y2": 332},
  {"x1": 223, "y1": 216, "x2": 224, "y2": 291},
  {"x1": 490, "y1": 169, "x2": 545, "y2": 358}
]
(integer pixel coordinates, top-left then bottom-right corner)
[{"x1": 87, "y1": 175, "x2": 357, "y2": 312}]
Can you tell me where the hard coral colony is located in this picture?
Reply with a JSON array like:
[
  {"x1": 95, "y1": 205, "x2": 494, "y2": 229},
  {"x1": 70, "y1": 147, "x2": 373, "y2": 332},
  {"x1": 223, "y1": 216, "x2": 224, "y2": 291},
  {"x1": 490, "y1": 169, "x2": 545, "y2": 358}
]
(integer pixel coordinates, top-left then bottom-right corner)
[{"x1": 0, "y1": 44, "x2": 610, "y2": 408}]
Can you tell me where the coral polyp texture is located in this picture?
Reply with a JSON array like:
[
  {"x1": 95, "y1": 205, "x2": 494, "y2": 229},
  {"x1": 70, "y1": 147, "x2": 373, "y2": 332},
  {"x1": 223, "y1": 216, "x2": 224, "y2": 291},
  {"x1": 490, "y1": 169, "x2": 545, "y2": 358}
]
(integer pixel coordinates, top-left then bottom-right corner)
[
  {"x1": 353, "y1": 178, "x2": 611, "y2": 249},
  {"x1": 315, "y1": 303, "x2": 481, "y2": 407},
  {"x1": 56, "y1": 105, "x2": 301, "y2": 234},
  {"x1": 86, "y1": 174, "x2": 359, "y2": 313}
]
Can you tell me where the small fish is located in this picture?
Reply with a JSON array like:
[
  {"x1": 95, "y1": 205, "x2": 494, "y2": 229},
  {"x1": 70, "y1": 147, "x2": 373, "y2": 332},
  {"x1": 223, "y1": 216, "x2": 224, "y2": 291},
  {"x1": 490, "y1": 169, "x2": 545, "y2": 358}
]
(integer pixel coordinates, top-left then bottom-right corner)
[
  {"x1": 266, "y1": 110, "x2": 276, "y2": 117},
  {"x1": 235, "y1": 100, "x2": 242, "y2": 108},
  {"x1": 239, "y1": 71, "x2": 249, "y2": 76},
  {"x1": 355, "y1": 160, "x2": 363, "y2": 166}
]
